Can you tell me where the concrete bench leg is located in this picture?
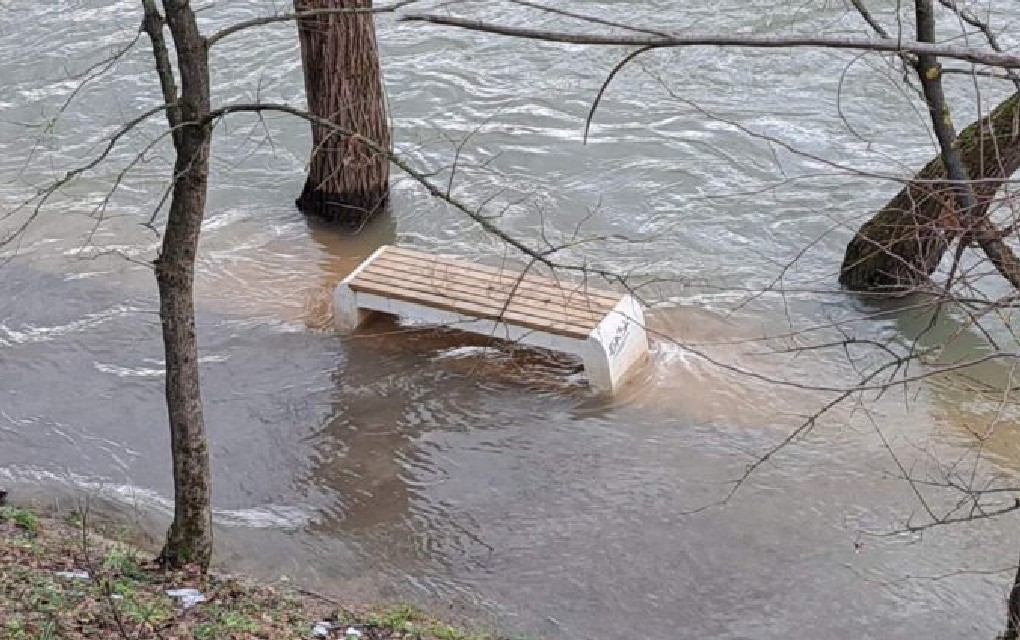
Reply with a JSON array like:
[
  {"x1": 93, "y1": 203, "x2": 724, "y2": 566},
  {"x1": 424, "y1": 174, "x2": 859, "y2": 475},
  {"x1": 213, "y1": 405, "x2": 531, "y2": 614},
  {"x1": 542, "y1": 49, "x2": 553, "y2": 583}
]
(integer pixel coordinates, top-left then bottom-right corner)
[
  {"x1": 334, "y1": 246, "x2": 390, "y2": 334},
  {"x1": 334, "y1": 284, "x2": 378, "y2": 334},
  {"x1": 582, "y1": 295, "x2": 649, "y2": 394}
]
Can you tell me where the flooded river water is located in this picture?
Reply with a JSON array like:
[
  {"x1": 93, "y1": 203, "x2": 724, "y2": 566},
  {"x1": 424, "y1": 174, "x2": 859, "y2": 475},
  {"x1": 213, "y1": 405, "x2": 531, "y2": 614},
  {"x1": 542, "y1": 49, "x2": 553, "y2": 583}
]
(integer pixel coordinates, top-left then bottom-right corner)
[{"x1": 4, "y1": 1, "x2": 1020, "y2": 638}]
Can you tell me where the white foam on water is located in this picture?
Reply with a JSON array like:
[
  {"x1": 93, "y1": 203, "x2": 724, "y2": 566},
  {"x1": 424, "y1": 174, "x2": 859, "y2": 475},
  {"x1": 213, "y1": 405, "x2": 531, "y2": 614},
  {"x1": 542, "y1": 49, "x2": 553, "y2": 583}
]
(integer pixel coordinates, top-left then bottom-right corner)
[{"x1": 0, "y1": 468, "x2": 315, "y2": 530}]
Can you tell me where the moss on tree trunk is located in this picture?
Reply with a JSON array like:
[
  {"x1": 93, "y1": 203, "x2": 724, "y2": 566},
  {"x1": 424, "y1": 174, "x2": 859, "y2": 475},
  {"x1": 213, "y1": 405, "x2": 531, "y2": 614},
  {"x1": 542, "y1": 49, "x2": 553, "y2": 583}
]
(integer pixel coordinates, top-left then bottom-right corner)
[
  {"x1": 839, "y1": 92, "x2": 1020, "y2": 291},
  {"x1": 294, "y1": 0, "x2": 391, "y2": 228}
]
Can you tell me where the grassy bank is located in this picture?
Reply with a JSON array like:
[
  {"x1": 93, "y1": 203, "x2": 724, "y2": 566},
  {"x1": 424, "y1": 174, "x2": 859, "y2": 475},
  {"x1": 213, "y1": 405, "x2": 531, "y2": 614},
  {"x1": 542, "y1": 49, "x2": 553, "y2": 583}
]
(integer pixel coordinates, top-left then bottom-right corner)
[{"x1": 0, "y1": 505, "x2": 503, "y2": 640}]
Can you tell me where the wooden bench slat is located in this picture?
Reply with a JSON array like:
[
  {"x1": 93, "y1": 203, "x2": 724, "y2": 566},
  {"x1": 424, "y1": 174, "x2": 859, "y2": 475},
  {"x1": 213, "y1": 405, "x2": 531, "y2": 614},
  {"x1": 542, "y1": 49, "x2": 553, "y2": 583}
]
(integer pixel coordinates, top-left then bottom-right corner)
[
  {"x1": 356, "y1": 273, "x2": 604, "y2": 329},
  {"x1": 369, "y1": 252, "x2": 618, "y2": 316},
  {"x1": 349, "y1": 274, "x2": 597, "y2": 338},
  {"x1": 372, "y1": 251, "x2": 616, "y2": 310},
  {"x1": 354, "y1": 269, "x2": 604, "y2": 331},
  {"x1": 358, "y1": 260, "x2": 614, "y2": 325},
  {"x1": 382, "y1": 246, "x2": 622, "y2": 305},
  {"x1": 351, "y1": 271, "x2": 598, "y2": 337}
]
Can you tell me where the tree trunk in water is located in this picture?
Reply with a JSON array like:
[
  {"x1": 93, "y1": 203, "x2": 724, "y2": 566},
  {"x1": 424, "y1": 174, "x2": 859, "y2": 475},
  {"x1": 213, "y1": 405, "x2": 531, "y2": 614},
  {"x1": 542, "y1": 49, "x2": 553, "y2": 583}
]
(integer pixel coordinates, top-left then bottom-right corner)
[
  {"x1": 144, "y1": 0, "x2": 214, "y2": 571},
  {"x1": 839, "y1": 92, "x2": 1020, "y2": 291},
  {"x1": 293, "y1": 0, "x2": 391, "y2": 228},
  {"x1": 1004, "y1": 542, "x2": 1020, "y2": 640}
]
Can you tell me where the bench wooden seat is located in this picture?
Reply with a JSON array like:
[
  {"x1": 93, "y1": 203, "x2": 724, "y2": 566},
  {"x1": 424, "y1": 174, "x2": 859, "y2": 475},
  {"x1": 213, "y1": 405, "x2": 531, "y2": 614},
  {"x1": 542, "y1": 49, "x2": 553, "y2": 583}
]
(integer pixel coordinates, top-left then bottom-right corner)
[{"x1": 334, "y1": 245, "x2": 648, "y2": 394}]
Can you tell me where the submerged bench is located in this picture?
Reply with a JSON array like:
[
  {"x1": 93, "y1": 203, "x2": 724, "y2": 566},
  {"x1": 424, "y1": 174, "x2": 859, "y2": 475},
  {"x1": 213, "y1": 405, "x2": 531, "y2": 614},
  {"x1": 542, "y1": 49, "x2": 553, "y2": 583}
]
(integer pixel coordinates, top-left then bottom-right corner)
[{"x1": 334, "y1": 245, "x2": 649, "y2": 394}]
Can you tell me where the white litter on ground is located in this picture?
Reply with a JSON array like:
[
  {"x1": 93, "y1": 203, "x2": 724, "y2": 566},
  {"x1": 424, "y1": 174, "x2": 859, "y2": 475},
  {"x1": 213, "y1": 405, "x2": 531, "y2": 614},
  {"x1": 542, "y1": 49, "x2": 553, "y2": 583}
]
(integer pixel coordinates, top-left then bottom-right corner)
[
  {"x1": 165, "y1": 587, "x2": 206, "y2": 609},
  {"x1": 54, "y1": 570, "x2": 90, "y2": 580}
]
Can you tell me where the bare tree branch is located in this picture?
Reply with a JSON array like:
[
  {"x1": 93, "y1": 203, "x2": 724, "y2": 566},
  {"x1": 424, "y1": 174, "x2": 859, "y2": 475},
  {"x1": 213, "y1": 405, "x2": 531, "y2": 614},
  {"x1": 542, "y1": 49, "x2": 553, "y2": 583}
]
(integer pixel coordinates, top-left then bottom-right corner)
[
  {"x1": 935, "y1": 0, "x2": 1020, "y2": 91},
  {"x1": 401, "y1": 12, "x2": 1020, "y2": 70},
  {"x1": 203, "y1": 101, "x2": 636, "y2": 288},
  {"x1": 0, "y1": 102, "x2": 172, "y2": 254},
  {"x1": 206, "y1": 0, "x2": 420, "y2": 47}
]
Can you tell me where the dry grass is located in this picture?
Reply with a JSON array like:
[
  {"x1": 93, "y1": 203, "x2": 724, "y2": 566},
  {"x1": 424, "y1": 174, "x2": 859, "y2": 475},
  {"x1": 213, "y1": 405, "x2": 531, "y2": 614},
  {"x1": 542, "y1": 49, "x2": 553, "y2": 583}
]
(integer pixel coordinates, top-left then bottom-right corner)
[{"x1": 0, "y1": 506, "x2": 505, "y2": 640}]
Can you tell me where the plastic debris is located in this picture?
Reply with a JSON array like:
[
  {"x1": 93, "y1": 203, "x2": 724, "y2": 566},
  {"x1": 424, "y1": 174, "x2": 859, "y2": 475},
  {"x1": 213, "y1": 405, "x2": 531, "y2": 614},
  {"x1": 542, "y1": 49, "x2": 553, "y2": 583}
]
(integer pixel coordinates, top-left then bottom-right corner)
[
  {"x1": 345, "y1": 627, "x2": 363, "y2": 638},
  {"x1": 311, "y1": 622, "x2": 332, "y2": 637},
  {"x1": 166, "y1": 587, "x2": 206, "y2": 609},
  {"x1": 54, "y1": 570, "x2": 90, "y2": 580}
]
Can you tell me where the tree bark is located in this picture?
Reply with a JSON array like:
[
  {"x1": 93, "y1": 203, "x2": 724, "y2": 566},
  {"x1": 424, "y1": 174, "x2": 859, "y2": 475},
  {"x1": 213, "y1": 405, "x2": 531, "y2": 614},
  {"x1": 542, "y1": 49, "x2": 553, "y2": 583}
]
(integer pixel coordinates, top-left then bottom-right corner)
[
  {"x1": 853, "y1": 0, "x2": 1020, "y2": 297},
  {"x1": 1004, "y1": 539, "x2": 1020, "y2": 640},
  {"x1": 913, "y1": 1, "x2": 976, "y2": 218},
  {"x1": 293, "y1": 0, "x2": 391, "y2": 228},
  {"x1": 839, "y1": 91, "x2": 1020, "y2": 291},
  {"x1": 143, "y1": 0, "x2": 214, "y2": 571}
]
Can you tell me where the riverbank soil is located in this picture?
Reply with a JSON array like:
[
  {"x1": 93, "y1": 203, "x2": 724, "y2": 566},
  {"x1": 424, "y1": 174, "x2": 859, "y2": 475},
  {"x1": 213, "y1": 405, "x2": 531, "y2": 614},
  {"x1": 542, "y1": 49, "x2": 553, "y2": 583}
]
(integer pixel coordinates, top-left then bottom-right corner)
[{"x1": 0, "y1": 506, "x2": 498, "y2": 640}]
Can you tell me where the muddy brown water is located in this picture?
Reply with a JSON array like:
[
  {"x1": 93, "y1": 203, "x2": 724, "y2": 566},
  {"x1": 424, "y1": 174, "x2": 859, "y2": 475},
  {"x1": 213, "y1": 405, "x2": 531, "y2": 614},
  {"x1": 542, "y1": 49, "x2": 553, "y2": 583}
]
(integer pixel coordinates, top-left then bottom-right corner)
[{"x1": 4, "y1": 1, "x2": 1020, "y2": 638}]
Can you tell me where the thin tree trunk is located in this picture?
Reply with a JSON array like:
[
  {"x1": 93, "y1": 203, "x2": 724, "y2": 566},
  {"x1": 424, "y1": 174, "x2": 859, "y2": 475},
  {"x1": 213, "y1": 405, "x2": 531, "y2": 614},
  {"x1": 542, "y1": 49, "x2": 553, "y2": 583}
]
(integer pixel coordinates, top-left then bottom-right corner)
[
  {"x1": 143, "y1": 0, "x2": 214, "y2": 571},
  {"x1": 839, "y1": 92, "x2": 1020, "y2": 291},
  {"x1": 294, "y1": 0, "x2": 391, "y2": 228},
  {"x1": 913, "y1": 1, "x2": 976, "y2": 217},
  {"x1": 1004, "y1": 542, "x2": 1020, "y2": 640}
]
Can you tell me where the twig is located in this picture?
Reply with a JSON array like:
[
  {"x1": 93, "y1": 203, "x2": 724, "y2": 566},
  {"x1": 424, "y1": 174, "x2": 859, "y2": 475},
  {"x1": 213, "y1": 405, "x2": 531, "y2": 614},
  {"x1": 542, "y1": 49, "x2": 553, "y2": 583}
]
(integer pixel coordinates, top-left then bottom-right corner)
[
  {"x1": 401, "y1": 13, "x2": 1020, "y2": 69},
  {"x1": 206, "y1": 0, "x2": 420, "y2": 47}
]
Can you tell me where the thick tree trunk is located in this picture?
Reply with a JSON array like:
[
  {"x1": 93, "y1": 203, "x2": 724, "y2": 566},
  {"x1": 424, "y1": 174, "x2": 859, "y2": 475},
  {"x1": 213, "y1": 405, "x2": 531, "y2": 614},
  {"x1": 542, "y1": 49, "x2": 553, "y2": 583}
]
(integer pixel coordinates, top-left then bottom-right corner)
[
  {"x1": 839, "y1": 91, "x2": 1020, "y2": 291},
  {"x1": 293, "y1": 0, "x2": 391, "y2": 228},
  {"x1": 144, "y1": 0, "x2": 214, "y2": 571}
]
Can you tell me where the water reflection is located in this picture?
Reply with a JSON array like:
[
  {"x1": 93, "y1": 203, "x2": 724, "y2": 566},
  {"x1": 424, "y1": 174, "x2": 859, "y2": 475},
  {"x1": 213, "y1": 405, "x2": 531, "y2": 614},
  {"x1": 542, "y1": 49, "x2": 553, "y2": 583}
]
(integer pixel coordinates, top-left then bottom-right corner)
[
  {"x1": 303, "y1": 216, "x2": 585, "y2": 535},
  {"x1": 302, "y1": 213, "x2": 399, "y2": 329}
]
